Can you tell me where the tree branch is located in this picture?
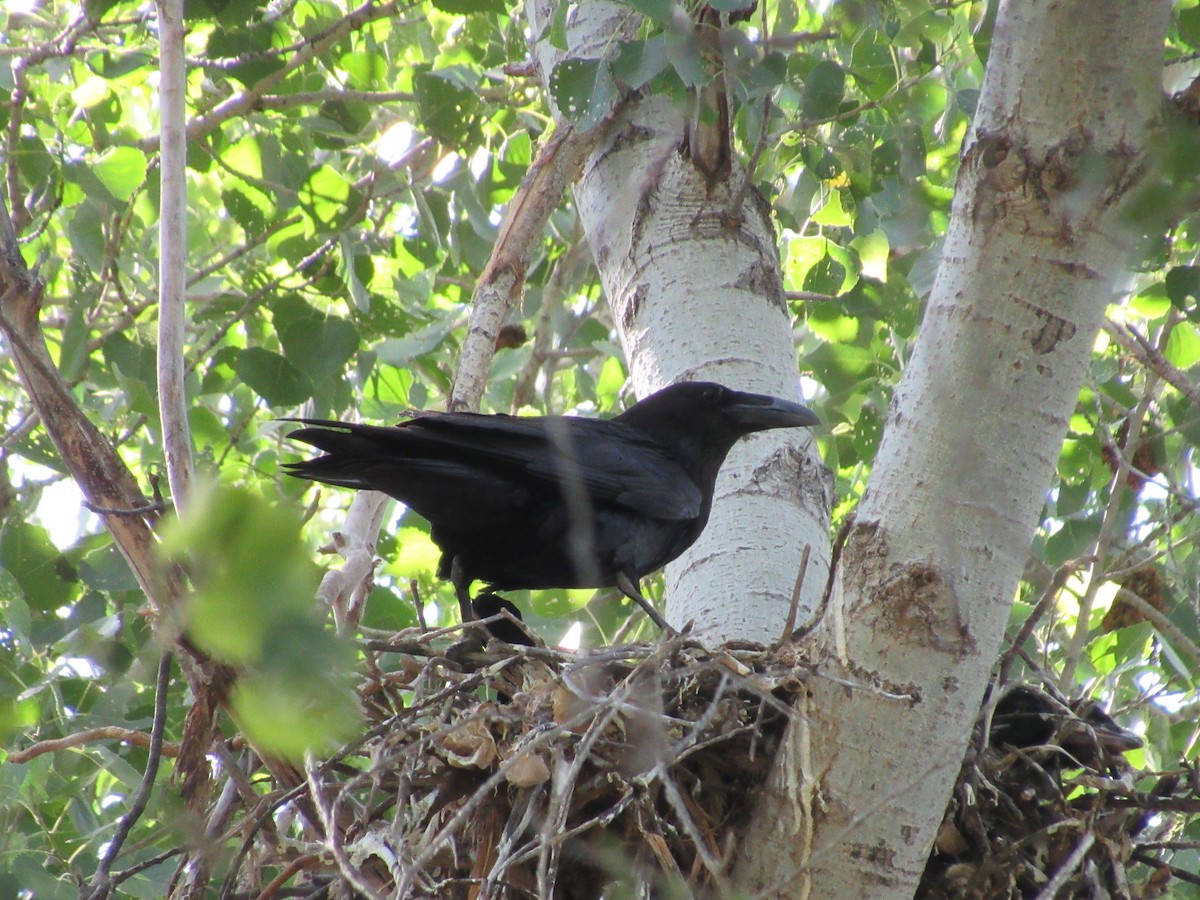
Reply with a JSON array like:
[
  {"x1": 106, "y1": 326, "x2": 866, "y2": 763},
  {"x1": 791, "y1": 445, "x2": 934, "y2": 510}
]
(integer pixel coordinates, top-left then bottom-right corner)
[
  {"x1": 1103, "y1": 315, "x2": 1200, "y2": 408},
  {"x1": 8, "y1": 724, "x2": 182, "y2": 763},
  {"x1": 84, "y1": 652, "x2": 173, "y2": 900},
  {"x1": 449, "y1": 122, "x2": 599, "y2": 411},
  {"x1": 156, "y1": 0, "x2": 194, "y2": 510}
]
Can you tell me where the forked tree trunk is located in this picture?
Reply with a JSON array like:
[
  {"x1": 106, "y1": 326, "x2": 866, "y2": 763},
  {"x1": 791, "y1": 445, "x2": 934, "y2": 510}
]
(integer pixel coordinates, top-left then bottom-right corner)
[
  {"x1": 525, "y1": 0, "x2": 832, "y2": 644},
  {"x1": 733, "y1": 1, "x2": 1172, "y2": 896}
]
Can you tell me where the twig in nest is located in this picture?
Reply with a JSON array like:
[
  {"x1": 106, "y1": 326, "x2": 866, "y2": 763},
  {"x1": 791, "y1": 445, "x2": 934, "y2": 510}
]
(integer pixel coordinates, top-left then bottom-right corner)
[{"x1": 778, "y1": 543, "x2": 811, "y2": 643}]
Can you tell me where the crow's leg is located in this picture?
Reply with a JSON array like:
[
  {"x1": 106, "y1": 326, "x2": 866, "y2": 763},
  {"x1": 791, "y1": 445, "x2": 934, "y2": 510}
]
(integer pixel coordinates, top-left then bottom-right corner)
[
  {"x1": 616, "y1": 571, "x2": 675, "y2": 634},
  {"x1": 445, "y1": 556, "x2": 489, "y2": 659},
  {"x1": 450, "y1": 556, "x2": 475, "y2": 625}
]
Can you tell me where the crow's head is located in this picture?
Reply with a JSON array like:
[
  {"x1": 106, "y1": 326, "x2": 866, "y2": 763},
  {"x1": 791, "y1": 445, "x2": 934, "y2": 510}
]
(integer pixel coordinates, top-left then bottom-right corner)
[{"x1": 617, "y1": 381, "x2": 819, "y2": 456}]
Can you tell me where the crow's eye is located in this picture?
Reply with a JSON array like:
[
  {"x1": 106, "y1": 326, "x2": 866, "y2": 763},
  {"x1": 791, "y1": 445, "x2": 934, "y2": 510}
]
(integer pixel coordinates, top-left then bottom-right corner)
[{"x1": 700, "y1": 385, "x2": 722, "y2": 405}]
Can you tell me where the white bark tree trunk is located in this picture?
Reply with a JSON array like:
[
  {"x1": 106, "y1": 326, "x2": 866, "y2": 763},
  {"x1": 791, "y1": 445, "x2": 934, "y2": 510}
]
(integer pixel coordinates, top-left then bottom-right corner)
[
  {"x1": 156, "y1": 0, "x2": 194, "y2": 511},
  {"x1": 734, "y1": 1, "x2": 1171, "y2": 896},
  {"x1": 525, "y1": 0, "x2": 833, "y2": 643}
]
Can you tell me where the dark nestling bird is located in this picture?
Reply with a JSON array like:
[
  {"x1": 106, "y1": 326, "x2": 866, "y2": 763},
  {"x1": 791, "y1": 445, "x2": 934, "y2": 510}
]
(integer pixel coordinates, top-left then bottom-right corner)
[
  {"x1": 989, "y1": 685, "x2": 1143, "y2": 769},
  {"x1": 470, "y1": 593, "x2": 536, "y2": 647},
  {"x1": 284, "y1": 381, "x2": 819, "y2": 635}
]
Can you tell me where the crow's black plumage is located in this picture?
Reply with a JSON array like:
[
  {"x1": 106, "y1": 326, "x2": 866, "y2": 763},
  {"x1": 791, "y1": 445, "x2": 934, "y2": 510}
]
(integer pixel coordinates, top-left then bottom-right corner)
[
  {"x1": 470, "y1": 593, "x2": 537, "y2": 647},
  {"x1": 990, "y1": 685, "x2": 1143, "y2": 769},
  {"x1": 284, "y1": 381, "x2": 818, "y2": 634}
]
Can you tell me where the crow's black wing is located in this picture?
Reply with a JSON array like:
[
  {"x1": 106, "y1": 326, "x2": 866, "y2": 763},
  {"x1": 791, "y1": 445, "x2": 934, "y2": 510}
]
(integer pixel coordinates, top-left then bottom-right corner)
[{"x1": 284, "y1": 412, "x2": 703, "y2": 521}]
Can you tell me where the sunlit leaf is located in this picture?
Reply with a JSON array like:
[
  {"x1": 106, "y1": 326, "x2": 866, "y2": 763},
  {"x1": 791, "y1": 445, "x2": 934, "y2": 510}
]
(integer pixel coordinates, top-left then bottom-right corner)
[
  {"x1": 549, "y1": 58, "x2": 617, "y2": 128},
  {"x1": 92, "y1": 147, "x2": 146, "y2": 201},
  {"x1": 233, "y1": 347, "x2": 315, "y2": 406}
]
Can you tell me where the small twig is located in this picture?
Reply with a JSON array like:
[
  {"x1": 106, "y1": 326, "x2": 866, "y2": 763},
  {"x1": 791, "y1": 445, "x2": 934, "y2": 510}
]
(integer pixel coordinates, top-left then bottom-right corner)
[
  {"x1": 1104, "y1": 317, "x2": 1200, "y2": 409},
  {"x1": 762, "y1": 30, "x2": 837, "y2": 49},
  {"x1": 726, "y1": 94, "x2": 774, "y2": 221},
  {"x1": 778, "y1": 544, "x2": 811, "y2": 644},
  {"x1": 9, "y1": 725, "x2": 180, "y2": 763},
  {"x1": 1131, "y1": 850, "x2": 1200, "y2": 887},
  {"x1": 409, "y1": 579, "x2": 428, "y2": 632},
  {"x1": 84, "y1": 652, "x2": 173, "y2": 900},
  {"x1": 997, "y1": 557, "x2": 1090, "y2": 686},
  {"x1": 790, "y1": 514, "x2": 853, "y2": 642},
  {"x1": 1033, "y1": 831, "x2": 1095, "y2": 900},
  {"x1": 305, "y1": 758, "x2": 390, "y2": 900},
  {"x1": 108, "y1": 848, "x2": 185, "y2": 888},
  {"x1": 252, "y1": 854, "x2": 322, "y2": 900},
  {"x1": 81, "y1": 500, "x2": 166, "y2": 518},
  {"x1": 1063, "y1": 319, "x2": 1167, "y2": 685},
  {"x1": 785, "y1": 289, "x2": 838, "y2": 303},
  {"x1": 657, "y1": 770, "x2": 727, "y2": 881}
]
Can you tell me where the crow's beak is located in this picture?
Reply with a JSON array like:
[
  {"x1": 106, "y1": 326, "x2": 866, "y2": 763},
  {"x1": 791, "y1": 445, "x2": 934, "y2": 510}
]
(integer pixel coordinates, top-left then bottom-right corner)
[{"x1": 728, "y1": 392, "x2": 820, "y2": 431}]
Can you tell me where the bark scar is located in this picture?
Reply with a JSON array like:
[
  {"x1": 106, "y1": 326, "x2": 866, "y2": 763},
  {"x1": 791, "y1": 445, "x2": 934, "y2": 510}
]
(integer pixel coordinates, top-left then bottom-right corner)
[{"x1": 1013, "y1": 295, "x2": 1078, "y2": 354}]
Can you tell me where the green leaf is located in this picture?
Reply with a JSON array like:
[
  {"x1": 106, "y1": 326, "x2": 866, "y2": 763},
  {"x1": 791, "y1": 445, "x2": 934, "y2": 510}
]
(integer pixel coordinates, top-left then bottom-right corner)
[
  {"x1": 0, "y1": 568, "x2": 31, "y2": 641},
  {"x1": 184, "y1": 0, "x2": 261, "y2": 20},
  {"x1": 549, "y1": 58, "x2": 617, "y2": 129},
  {"x1": 803, "y1": 60, "x2": 846, "y2": 120},
  {"x1": 160, "y1": 483, "x2": 320, "y2": 665},
  {"x1": 273, "y1": 296, "x2": 359, "y2": 380},
  {"x1": 92, "y1": 147, "x2": 147, "y2": 201},
  {"x1": 1165, "y1": 265, "x2": 1200, "y2": 317},
  {"x1": 665, "y1": 28, "x2": 705, "y2": 88},
  {"x1": 86, "y1": 49, "x2": 155, "y2": 78},
  {"x1": 79, "y1": 544, "x2": 142, "y2": 594},
  {"x1": 386, "y1": 526, "x2": 442, "y2": 579},
  {"x1": 222, "y1": 182, "x2": 271, "y2": 233},
  {"x1": 66, "y1": 207, "x2": 106, "y2": 271},
  {"x1": 1178, "y1": 6, "x2": 1200, "y2": 47},
  {"x1": 547, "y1": 0, "x2": 569, "y2": 50},
  {"x1": 850, "y1": 29, "x2": 896, "y2": 101},
  {"x1": 299, "y1": 164, "x2": 355, "y2": 231},
  {"x1": 360, "y1": 585, "x2": 419, "y2": 631},
  {"x1": 160, "y1": 484, "x2": 359, "y2": 759},
  {"x1": 339, "y1": 235, "x2": 372, "y2": 314},
  {"x1": 317, "y1": 99, "x2": 371, "y2": 138},
  {"x1": 413, "y1": 70, "x2": 480, "y2": 145},
  {"x1": 1164, "y1": 321, "x2": 1200, "y2": 369},
  {"x1": 973, "y1": 0, "x2": 998, "y2": 65},
  {"x1": 340, "y1": 51, "x2": 387, "y2": 91},
  {"x1": 1045, "y1": 516, "x2": 1103, "y2": 566},
  {"x1": 529, "y1": 587, "x2": 593, "y2": 618},
  {"x1": 626, "y1": 0, "x2": 672, "y2": 24},
  {"x1": 612, "y1": 37, "x2": 669, "y2": 90},
  {"x1": 102, "y1": 332, "x2": 158, "y2": 385},
  {"x1": 806, "y1": 343, "x2": 876, "y2": 398},
  {"x1": 205, "y1": 20, "x2": 286, "y2": 85},
  {"x1": 0, "y1": 524, "x2": 78, "y2": 612},
  {"x1": 375, "y1": 311, "x2": 462, "y2": 365},
  {"x1": 432, "y1": 0, "x2": 507, "y2": 13},
  {"x1": 739, "y1": 51, "x2": 788, "y2": 98},
  {"x1": 233, "y1": 347, "x2": 315, "y2": 406},
  {"x1": 232, "y1": 663, "x2": 360, "y2": 760}
]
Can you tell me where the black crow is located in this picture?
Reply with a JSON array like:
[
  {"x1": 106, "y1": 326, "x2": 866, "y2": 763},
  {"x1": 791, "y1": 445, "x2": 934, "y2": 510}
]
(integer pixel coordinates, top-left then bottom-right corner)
[{"x1": 284, "y1": 381, "x2": 818, "y2": 634}]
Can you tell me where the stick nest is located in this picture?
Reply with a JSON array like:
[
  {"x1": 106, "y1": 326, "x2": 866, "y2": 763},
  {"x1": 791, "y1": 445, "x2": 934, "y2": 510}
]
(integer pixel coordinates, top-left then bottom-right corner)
[
  {"x1": 919, "y1": 689, "x2": 1195, "y2": 899},
  {"x1": 291, "y1": 631, "x2": 806, "y2": 898}
]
